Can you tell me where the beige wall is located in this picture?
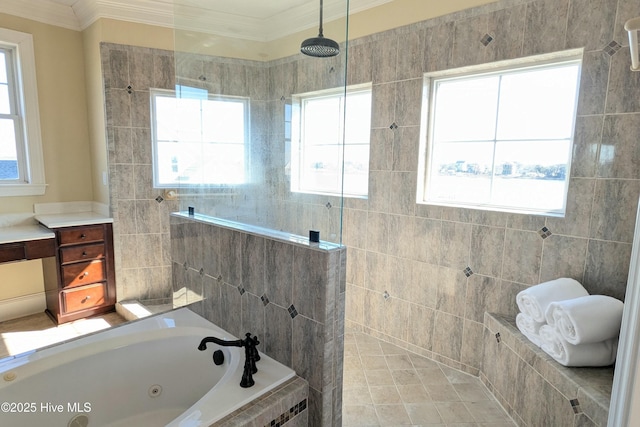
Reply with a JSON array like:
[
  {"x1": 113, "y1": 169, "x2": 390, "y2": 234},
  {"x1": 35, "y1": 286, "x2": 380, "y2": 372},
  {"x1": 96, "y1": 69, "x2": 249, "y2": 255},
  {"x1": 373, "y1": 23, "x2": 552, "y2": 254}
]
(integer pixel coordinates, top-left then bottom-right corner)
[
  {"x1": 0, "y1": 261, "x2": 43, "y2": 300},
  {"x1": 0, "y1": 13, "x2": 93, "y2": 212},
  {"x1": 0, "y1": 14, "x2": 93, "y2": 300},
  {"x1": 174, "y1": 0, "x2": 499, "y2": 60}
]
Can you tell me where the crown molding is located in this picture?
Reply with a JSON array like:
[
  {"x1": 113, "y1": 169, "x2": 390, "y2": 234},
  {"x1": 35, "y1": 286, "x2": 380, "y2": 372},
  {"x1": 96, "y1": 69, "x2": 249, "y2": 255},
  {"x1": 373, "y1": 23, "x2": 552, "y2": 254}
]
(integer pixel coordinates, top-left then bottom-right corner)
[
  {"x1": 0, "y1": 0, "x2": 80, "y2": 31},
  {"x1": 1, "y1": 0, "x2": 392, "y2": 41},
  {"x1": 72, "y1": 0, "x2": 174, "y2": 30}
]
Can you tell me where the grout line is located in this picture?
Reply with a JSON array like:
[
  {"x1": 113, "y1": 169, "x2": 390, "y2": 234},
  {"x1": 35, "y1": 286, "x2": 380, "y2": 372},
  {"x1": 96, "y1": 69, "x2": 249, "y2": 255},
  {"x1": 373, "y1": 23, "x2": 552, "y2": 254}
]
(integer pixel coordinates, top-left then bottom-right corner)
[{"x1": 344, "y1": 328, "x2": 515, "y2": 426}]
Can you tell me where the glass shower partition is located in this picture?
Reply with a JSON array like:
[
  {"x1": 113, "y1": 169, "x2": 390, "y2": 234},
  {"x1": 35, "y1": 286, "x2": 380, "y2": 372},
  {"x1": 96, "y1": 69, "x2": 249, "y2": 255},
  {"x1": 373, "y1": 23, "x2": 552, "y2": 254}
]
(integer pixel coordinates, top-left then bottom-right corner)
[{"x1": 165, "y1": 1, "x2": 351, "y2": 308}]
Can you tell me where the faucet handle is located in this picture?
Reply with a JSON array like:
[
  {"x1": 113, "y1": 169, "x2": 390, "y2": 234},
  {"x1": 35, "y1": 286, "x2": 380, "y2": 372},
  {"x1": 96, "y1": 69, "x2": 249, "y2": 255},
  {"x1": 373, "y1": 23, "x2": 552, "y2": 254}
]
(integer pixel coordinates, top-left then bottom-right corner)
[{"x1": 248, "y1": 334, "x2": 261, "y2": 361}]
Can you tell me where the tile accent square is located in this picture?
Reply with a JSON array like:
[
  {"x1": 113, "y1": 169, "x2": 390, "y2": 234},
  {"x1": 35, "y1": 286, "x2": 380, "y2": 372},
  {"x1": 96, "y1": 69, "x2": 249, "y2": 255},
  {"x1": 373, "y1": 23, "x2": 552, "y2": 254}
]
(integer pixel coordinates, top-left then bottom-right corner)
[
  {"x1": 571, "y1": 398, "x2": 582, "y2": 414},
  {"x1": 480, "y1": 33, "x2": 494, "y2": 46},
  {"x1": 261, "y1": 294, "x2": 270, "y2": 306},
  {"x1": 603, "y1": 40, "x2": 621, "y2": 56},
  {"x1": 288, "y1": 304, "x2": 298, "y2": 319},
  {"x1": 538, "y1": 226, "x2": 552, "y2": 239}
]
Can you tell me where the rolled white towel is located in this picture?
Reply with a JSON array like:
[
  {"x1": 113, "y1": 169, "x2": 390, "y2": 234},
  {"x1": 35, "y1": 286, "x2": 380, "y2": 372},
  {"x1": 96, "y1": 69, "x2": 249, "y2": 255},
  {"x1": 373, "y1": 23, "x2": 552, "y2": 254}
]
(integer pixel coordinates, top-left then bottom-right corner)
[
  {"x1": 515, "y1": 313, "x2": 544, "y2": 347},
  {"x1": 545, "y1": 295, "x2": 623, "y2": 345},
  {"x1": 516, "y1": 278, "x2": 588, "y2": 323},
  {"x1": 538, "y1": 325, "x2": 618, "y2": 367}
]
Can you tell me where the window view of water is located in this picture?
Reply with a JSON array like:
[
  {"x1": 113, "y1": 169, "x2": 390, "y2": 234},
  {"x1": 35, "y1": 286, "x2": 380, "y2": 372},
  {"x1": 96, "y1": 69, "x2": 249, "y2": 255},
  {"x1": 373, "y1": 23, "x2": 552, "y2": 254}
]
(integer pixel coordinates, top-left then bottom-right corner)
[{"x1": 428, "y1": 175, "x2": 567, "y2": 212}]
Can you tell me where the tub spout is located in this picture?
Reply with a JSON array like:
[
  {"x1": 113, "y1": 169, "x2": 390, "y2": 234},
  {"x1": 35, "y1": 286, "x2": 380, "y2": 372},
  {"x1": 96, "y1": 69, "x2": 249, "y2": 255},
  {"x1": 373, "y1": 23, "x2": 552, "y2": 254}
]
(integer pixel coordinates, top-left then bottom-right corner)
[
  {"x1": 198, "y1": 336, "x2": 242, "y2": 351},
  {"x1": 198, "y1": 332, "x2": 261, "y2": 388}
]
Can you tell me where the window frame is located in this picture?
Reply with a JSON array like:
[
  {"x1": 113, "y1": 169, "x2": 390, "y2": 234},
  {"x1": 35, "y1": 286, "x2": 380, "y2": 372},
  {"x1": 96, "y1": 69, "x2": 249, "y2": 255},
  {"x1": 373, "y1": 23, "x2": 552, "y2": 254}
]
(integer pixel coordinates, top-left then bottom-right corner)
[
  {"x1": 150, "y1": 88, "x2": 251, "y2": 189},
  {"x1": 0, "y1": 28, "x2": 46, "y2": 197},
  {"x1": 291, "y1": 83, "x2": 372, "y2": 199},
  {"x1": 417, "y1": 50, "x2": 583, "y2": 217}
]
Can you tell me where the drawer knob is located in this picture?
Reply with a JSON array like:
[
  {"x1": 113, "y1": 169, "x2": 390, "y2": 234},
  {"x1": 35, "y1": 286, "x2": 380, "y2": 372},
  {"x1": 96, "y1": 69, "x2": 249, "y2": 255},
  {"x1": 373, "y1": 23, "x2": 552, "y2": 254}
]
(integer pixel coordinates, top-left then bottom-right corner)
[
  {"x1": 80, "y1": 234, "x2": 86, "y2": 239},
  {"x1": 81, "y1": 272, "x2": 89, "y2": 278},
  {"x1": 82, "y1": 296, "x2": 91, "y2": 303},
  {"x1": 82, "y1": 251, "x2": 87, "y2": 257}
]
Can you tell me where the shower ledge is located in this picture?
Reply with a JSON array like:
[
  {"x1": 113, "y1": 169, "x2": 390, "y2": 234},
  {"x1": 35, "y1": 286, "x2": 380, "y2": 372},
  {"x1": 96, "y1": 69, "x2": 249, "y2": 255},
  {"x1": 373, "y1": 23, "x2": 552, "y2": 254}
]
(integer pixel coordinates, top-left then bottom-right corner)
[{"x1": 484, "y1": 312, "x2": 613, "y2": 426}]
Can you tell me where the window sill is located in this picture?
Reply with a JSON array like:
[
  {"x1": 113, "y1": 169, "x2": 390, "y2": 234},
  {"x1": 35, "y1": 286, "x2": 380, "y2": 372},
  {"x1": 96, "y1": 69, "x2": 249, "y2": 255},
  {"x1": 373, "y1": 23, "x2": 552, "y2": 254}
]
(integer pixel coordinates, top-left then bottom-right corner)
[
  {"x1": 0, "y1": 183, "x2": 47, "y2": 197},
  {"x1": 418, "y1": 199, "x2": 565, "y2": 218},
  {"x1": 292, "y1": 189, "x2": 368, "y2": 199}
]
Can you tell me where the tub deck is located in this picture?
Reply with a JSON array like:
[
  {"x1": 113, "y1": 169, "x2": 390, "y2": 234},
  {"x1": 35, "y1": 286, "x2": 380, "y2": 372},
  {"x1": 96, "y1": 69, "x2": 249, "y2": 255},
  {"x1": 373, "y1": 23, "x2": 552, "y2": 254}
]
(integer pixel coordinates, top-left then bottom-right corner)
[{"x1": 0, "y1": 308, "x2": 299, "y2": 427}]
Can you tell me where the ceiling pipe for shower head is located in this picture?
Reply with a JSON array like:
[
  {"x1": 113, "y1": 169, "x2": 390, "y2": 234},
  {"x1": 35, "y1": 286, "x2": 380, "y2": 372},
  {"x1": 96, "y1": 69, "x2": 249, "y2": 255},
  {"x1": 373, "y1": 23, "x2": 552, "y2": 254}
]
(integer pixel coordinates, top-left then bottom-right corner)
[{"x1": 300, "y1": 0, "x2": 340, "y2": 57}]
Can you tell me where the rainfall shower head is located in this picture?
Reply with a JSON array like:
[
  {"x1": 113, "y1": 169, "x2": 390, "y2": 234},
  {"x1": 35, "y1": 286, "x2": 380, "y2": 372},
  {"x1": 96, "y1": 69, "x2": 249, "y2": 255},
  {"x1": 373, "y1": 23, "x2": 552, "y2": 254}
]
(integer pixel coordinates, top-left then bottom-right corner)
[
  {"x1": 301, "y1": 35, "x2": 340, "y2": 57},
  {"x1": 301, "y1": 0, "x2": 340, "y2": 57}
]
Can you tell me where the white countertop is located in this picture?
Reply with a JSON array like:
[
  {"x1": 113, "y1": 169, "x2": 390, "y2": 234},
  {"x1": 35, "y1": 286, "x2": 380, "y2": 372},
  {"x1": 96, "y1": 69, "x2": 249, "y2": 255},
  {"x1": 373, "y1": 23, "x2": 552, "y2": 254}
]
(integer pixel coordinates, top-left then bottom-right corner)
[
  {"x1": 35, "y1": 211, "x2": 113, "y2": 229},
  {"x1": 0, "y1": 225, "x2": 55, "y2": 245}
]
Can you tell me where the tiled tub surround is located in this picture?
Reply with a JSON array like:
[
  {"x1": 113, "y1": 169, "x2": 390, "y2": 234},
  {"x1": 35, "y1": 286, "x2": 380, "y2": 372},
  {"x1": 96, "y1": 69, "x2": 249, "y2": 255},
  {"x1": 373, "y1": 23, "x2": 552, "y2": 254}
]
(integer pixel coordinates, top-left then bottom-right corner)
[
  {"x1": 482, "y1": 313, "x2": 613, "y2": 426},
  {"x1": 215, "y1": 377, "x2": 309, "y2": 427},
  {"x1": 170, "y1": 212, "x2": 346, "y2": 427}
]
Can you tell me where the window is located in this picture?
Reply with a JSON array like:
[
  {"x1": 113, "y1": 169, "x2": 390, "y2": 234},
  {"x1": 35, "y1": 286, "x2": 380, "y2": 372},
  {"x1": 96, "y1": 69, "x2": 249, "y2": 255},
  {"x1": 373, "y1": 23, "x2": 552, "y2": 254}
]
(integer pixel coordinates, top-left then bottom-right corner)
[
  {"x1": 291, "y1": 84, "x2": 371, "y2": 198},
  {"x1": 0, "y1": 28, "x2": 45, "y2": 196},
  {"x1": 418, "y1": 52, "x2": 582, "y2": 216},
  {"x1": 151, "y1": 87, "x2": 250, "y2": 188}
]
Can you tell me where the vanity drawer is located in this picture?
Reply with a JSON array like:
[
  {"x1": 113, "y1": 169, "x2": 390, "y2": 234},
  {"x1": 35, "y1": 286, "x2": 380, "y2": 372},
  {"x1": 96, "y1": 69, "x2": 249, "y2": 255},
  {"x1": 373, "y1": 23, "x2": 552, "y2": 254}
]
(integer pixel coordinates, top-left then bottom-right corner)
[
  {"x1": 0, "y1": 243, "x2": 25, "y2": 263},
  {"x1": 60, "y1": 243, "x2": 105, "y2": 264},
  {"x1": 62, "y1": 260, "x2": 105, "y2": 288},
  {"x1": 62, "y1": 283, "x2": 106, "y2": 313},
  {"x1": 0, "y1": 238, "x2": 56, "y2": 263},
  {"x1": 58, "y1": 225, "x2": 105, "y2": 246}
]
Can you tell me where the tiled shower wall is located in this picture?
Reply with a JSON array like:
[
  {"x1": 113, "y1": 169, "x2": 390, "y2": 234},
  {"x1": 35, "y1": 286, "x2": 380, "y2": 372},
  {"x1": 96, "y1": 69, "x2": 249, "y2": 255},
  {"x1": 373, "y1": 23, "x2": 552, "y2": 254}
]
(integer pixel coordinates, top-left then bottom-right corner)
[
  {"x1": 101, "y1": 0, "x2": 640, "y2": 413},
  {"x1": 170, "y1": 213, "x2": 346, "y2": 427},
  {"x1": 101, "y1": 38, "x2": 349, "y2": 427},
  {"x1": 343, "y1": 0, "x2": 640, "y2": 376},
  {"x1": 102, "y1": 42, "x2": 178, "y2": 303},
  {"x1": 102, "y1": 41, "x2": 348, "y2": 304}
]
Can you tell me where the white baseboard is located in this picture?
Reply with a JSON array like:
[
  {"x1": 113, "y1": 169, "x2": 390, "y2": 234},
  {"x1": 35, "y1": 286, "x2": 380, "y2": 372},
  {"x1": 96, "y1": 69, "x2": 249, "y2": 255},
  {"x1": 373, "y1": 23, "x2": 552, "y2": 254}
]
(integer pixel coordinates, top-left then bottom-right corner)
[{"x1": 0, "y1": 292, "x2": 46, "y2": 322}]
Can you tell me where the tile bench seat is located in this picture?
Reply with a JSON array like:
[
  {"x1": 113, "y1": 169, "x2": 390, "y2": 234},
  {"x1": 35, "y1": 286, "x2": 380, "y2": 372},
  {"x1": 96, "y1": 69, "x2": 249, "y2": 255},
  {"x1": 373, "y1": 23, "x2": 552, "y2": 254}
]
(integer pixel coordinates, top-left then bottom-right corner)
[{"x1": 481, "y1": 312, "x2": 613, "y2": 426}]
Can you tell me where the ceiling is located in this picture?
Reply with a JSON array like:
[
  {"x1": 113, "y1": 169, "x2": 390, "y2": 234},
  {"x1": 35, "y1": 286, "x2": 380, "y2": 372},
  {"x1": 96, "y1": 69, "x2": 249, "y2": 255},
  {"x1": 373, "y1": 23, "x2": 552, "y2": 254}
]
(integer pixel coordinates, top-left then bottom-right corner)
[{"x1": 1, "y1": 0, "x2": 392, "y2": 41}]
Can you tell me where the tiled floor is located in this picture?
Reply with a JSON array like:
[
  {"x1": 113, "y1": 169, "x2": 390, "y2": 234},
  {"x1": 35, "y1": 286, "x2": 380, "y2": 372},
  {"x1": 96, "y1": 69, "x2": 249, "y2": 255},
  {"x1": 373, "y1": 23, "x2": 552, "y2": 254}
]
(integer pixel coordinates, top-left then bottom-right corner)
[
  {"x1": 343, "y1": 329, "x2": 516, "y2": 426},
  {"x1": 0, "y1": 311, "x2": 126, "y2": 359},
  {"x1": 2, "y1": 312, "x2": 516, "y2": 427}
]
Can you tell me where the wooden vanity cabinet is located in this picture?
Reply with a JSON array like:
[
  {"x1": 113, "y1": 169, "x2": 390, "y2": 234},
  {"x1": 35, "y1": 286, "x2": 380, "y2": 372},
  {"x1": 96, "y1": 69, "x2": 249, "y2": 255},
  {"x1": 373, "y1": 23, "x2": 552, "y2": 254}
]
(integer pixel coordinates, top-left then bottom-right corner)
[
  {"x1": 0, "y1": 238, "x2": 55, "y2": 263},
  {"x1": 43, "y1": 223, "x2": 116, "y2": 324}
]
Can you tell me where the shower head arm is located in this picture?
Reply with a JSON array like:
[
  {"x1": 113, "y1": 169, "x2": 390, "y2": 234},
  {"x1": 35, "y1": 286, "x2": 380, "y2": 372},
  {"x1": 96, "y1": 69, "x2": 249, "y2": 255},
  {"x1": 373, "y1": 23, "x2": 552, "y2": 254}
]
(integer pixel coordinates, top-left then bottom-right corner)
[
  {"x1": 317, "y1": 0, "x2": 325, "y2": 37},
  {"x1": 300, "y1": 0, "x2": 339, "y2": 57}
]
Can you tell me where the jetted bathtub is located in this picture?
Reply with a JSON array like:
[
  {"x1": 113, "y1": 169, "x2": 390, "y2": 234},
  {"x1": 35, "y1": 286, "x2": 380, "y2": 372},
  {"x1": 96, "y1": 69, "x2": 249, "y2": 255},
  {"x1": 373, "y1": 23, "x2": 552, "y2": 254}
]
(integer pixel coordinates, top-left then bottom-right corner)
[{"x1": 0, "y1": 308, "x2": 295, "y2": 426}]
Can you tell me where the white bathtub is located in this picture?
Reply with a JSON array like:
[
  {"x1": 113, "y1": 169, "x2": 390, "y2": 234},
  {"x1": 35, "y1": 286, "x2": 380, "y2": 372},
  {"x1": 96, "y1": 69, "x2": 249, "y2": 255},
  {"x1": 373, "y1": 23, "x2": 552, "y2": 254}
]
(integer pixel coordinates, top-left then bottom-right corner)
[{"x1": 0, "y1": 308, "x2": 296, "y2": 426}]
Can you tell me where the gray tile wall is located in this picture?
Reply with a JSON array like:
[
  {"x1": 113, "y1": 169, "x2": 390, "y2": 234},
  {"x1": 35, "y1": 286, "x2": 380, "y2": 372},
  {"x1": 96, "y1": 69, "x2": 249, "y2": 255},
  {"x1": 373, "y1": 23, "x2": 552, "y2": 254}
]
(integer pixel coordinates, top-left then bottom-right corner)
[
  {"x1": 101, "y1": 41, "x2": 349, "y2": 426},
  {"x1": 101, "y1": 0, "x2": 640, "y2": 420},
  {"x1": 102, "y1": 42, "x2": 349, "y2": 305},
  {"x1": 344, "y1": 0, "x2": 640, "y2": 377},
  {"x1": 102, "y1": 42, "x2": 179, "y2": 303},
  {"x1": 170, "y1": 214, "x2": 346, "y2": 427}
]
